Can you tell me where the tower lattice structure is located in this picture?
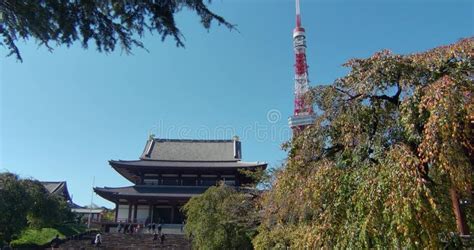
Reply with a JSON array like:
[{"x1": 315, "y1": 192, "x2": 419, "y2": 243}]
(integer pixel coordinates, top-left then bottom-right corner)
[{"x1": 288, "y1": 0, "x2": 316, "y2": 133}]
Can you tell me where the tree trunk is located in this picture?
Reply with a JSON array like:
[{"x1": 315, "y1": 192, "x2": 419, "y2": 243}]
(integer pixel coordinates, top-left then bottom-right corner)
[{"x1": 449, "y1": 188, "x2": 470, "y2": 235}]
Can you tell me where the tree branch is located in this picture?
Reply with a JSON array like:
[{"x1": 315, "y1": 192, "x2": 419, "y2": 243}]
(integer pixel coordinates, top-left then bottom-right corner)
[{"x1": 370, "y1": 83, "x2": 402, "y2": 106}]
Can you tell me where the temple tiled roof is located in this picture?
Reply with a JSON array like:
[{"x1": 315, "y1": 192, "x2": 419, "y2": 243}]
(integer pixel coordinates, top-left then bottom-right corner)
[
  {"x1": 109, "y1": 138, "x2": 266, "y2": 183},
  {"x1": 41, "y1": 181, "x2": 71, "y2": 201},
  {"x1": 140, "y1": 138, "x2": 242, "y2": 161}
]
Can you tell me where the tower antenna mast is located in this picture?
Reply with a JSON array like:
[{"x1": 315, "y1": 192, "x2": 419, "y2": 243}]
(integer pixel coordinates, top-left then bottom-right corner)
[
  {"x1": 289, "y1": 0, "x2": 316, "y2": 133},
  {"x1": 296, "y1": 0, "x2": 301, "y2": 27}
]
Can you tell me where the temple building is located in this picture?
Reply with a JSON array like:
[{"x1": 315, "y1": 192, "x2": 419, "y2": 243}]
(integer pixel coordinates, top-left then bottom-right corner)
[
  {"x1": 94, "y1": 137, "x2": 266, "y2": 224},
  {"x1": 41, "y1": 181, "x2": 72, "y2": 202}
]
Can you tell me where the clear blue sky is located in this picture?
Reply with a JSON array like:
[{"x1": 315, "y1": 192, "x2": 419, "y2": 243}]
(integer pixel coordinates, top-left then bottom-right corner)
[{"x1": 1, "y1": 0, "x2": 472, "y2": 207}]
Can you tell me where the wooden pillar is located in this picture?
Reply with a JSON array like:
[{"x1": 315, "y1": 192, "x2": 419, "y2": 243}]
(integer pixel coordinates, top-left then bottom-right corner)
[
  {"x1": 128, "y1": 203, "x2": 132, "y2": 223},
  {"x1": 140, "y1": 172, "x2": 144, "y2": 185},
  {"x1": 171, "y1": 205, "x2": 175, "y2": 224},
  {"x1": 133, "y1": 204, "x2": 138, "y2": 223},
  {"x1": 114, "y1": 203, "x2": 119, "y2": 222},
  {"x1": 151, "y1": 206, "x2": 155, "y2": 223},
  {"x1": 235, "y1": 172, "x2": 240, "y2": 187},
  {"x1": 148, "y1": 203, "x2": 153, "y2": 223}
]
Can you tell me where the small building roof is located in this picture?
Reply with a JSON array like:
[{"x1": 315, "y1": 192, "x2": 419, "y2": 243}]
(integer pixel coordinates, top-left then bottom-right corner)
[
  {"x1": 140, "y1": 138, "x2": 242, "y2": 161},
  {"x1": 41, "y1": 181, "x2": 71, "y2": 201},
  {"x1": 69, "y1": 202, "x2": 110, "y2": 212},
  {"x1": 71, "y1": 208, "x2": 104, "y2": 214}
]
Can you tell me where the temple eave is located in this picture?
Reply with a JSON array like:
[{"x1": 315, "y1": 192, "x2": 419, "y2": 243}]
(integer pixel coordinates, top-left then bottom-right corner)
[
  {"x1": 94, "y1": 187, "x2": 204, "y2": 203},
  {"x1": 109, "y1": 160, "x2": 267, "y2": 184},
  {"x1": 109, "y1": 160, "x2": 267, "y2": 169},
  {"x1": 95, "y1": 193, "x2": 199, "y2": 203}
]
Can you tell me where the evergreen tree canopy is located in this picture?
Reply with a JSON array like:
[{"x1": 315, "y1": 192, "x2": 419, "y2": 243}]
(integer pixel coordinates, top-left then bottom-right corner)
[
  {"x1": 0, "y1": 0, "x2": 233, "y2": 61},
  {"x1": 254, "y1": 38, "x2": 473, "y2": 249},
  {"x1": 0, "y1": 172, "x2": 74, "y2": 244},
  {"x1": 0, "y1": 173, "x2": 30, "y2": 244}
]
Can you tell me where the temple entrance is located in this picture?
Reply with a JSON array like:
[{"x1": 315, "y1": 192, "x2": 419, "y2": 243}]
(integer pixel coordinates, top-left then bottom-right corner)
[
  {"x1": 153, "y1": 206, "x2": 172, "y2": 223},
  {"x1": 174, "y1": 206, "x2": 185, "y2": 224},
  {"x1": 152, "y1": 205, "x2": 185, "y2": 224}
]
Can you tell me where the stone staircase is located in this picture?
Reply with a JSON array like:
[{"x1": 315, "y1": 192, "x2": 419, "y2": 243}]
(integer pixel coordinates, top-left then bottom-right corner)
[{"x1": 58, "y1": 232, "x2": 191, "y2": 249}]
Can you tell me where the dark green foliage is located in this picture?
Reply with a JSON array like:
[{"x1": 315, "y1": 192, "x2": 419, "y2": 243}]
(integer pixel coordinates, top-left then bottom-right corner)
[
  {"x1": 0, "y1": 0, "x2": 233, "y2": 61},
  {"x1": 183, "y1": 184, "x2": 258, "y2": 250},
  {"x1": 9, "y1": 228, "x2": 62, "y2": 248},
  {"x1": 0, "y1": 173, "x2": 30, "y2": 243},
  {"x1": 54, "y1": 223, "x2": 87, "y2": 237},
  {"x1": 22, "y1": 180, "x2": 74, "y2": 229},
  {"x1": 10, "y1": 224, "x2": 87, "y2": 248},
  {"x1": 238, "y1": 166, "x2": 274, "y2": 189},
  {"x1": 101, "y1": 209, "x2": 116, "y2": 222},
  {"x1": 0, "y1": 172, "x2": 75, "y2": 244}
]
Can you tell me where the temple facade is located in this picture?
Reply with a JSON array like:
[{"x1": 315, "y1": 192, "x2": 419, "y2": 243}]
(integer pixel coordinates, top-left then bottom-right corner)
[{"x1": 94, "y1": 137, "x2": 266, "y2": 224}]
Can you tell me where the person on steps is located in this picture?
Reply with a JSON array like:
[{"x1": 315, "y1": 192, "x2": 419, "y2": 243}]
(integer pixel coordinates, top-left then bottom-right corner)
[
  {"x1": 94, "y1": 232, "x2": 102, "y2": 248},
  {"x1": 50, "y1": 234, "x2": 61, "y2": 249},
  {"x1": 157, "y1": 223, "x2": 162, "y2": 234},
  {"x1": 152, "y1": 232, "x2": 159, "y2": 247},
  {"x1": 160, "y1": 233, "x2": 165, "y2": 245}
]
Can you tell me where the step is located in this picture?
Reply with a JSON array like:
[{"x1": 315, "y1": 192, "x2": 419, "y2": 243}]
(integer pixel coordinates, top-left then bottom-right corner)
[{"x1": 58, "y1": 232, "x2": 191, "y2": 250}]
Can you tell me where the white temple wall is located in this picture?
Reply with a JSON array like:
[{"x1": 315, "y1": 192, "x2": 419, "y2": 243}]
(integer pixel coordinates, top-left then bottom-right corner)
[
  {"x1": 136, "y1": 205, "x2": 150, "y2": 223},
  {"x1": 117, "y1": 204, "x2": 129, "y2": 222}
]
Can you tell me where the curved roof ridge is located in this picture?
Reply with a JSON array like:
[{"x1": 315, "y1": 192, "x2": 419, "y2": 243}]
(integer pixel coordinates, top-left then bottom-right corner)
[
  {"x1": 109, "y1": 159, "x2": 267, "y2": 168},
  {"x1": 94, "y1": 185, "x2": 136, "y2": 190},
  {"x1": 110, "y1": 159, "x2": 241, "y2": 163},
  {"x1": 153, "y1": 138, "x2": 234, "y2": 143}
]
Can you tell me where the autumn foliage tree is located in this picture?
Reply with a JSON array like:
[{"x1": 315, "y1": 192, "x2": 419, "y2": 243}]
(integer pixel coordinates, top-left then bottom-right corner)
[
  {"x1": 183, "y1": 184, "x2": 259, "y2": 250},
  {"x1": 254, "y1": 38, "x2": 473, "y2": 248}
]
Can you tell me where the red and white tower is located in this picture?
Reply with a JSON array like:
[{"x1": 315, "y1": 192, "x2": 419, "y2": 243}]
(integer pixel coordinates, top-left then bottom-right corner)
[{"x1": 288, "y1": 0, "x2": 316, "y2": 133}]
